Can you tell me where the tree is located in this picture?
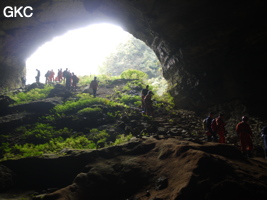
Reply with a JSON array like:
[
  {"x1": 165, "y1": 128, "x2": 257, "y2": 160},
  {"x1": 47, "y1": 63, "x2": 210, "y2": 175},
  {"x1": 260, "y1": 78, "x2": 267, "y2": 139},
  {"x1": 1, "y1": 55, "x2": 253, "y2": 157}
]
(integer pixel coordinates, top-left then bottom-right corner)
[
  {"x1": 120, "y1": 69, "x2": 148, "y2": 80},
  {"x1": 99, "y1": 36, "x2": 161, "y2": 78}
]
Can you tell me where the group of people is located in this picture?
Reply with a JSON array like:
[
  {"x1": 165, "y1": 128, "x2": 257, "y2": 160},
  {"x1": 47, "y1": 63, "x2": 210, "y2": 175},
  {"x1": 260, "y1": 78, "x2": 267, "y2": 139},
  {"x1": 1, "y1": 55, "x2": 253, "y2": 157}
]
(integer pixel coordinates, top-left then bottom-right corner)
[
  {"x1": 204, "y1": 112, "x2": 267, "y2": 159},
  {"x1": 35, "y1": 68, "x2": 100, "y2": 95},
  {"x1": 141, "y1": 85, "x2": 154, "y2": 117},
  {"x1": 60, "y1": 68, "x2": 80, "y2": 91},
  {"x1": 35, "y1": 68, "x2": 80, "y2": 91}
]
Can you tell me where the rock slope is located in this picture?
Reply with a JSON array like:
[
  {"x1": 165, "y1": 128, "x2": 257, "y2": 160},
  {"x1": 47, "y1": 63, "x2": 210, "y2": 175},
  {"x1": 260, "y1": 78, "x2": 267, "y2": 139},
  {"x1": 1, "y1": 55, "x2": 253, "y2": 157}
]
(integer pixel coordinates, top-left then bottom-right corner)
[{"x1": 2, "y1": 137, "x2": 267, "y2": 200}]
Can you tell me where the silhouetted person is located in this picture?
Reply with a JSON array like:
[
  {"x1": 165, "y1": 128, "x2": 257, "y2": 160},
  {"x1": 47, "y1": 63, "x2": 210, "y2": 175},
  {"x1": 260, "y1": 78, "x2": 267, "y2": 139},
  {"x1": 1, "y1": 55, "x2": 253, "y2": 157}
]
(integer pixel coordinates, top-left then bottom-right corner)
[
  {"x1": 65, "y1": 70, "x2": 71, "y2": 90},
  {"x1": 63, "y1": 68, "x2": 68, "y2": 83},
  {"x1": 45, "y1": 70, "x2": 50, "y2": 84},
  {"x1": 261, "y1": 126, "x2": 267, "y2": 159},
  {"x1": 141, "y1": 85, "x2": 149, "y2": 112},
  {"x1": 90, "y1": 76, "x2": 99, "y2": 97},
  {"x1": 72, "y1": 72, "x2": 79, "y2": 91},
  {"x1": 144, "y1": 90, "x2": 154, "y2": 117},
  {"x1": 204, "y1": 112, "x2": 217, "y2": 142},
  {"x1": 21, "y1": 76, "x2": 26, "y2": 87},
  {"x1": 50, "y1": 69, "x2": 55, "y2": 82},
  {"x1": 35, "y1": 69, "x2": 40, "y2": 84},
  {"x1": 57, "y1": 68, "x2": 63, "y2": 82},
  {"x1": 215, "y1": 113, "x2": 226, "y2": 143},
  {"x1": 236, "y1": 116, "x2": 253, "y2": 157}
]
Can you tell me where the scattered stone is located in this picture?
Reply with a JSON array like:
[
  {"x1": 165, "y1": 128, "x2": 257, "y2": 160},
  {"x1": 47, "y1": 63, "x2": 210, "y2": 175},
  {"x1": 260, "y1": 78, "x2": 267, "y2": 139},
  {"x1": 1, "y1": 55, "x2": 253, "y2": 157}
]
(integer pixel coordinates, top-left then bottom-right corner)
[{"x1": 155, "y1": 176, "x2": 168, "y2": 190}]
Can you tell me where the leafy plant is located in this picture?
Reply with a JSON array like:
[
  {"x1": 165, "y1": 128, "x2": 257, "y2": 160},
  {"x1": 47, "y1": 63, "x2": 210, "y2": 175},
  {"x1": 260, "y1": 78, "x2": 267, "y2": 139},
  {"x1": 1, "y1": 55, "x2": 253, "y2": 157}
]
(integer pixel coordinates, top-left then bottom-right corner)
[
  {"x1": 9, "y1": 85, "x2": 53, "y2": 105},
  {"x1": 78, "y1": 74, "x2": 120, "y2": 86},
  {"x1": 120, "y1": 94, "x2": 140, "y2": 105},
  {"x1": 78, "y1": 107, "x2": 102, "y2": 114},
  {"x1": 113, "y1": 134, "x2": 133, "y2": 145},
  {"x1": 120, "y1": 69, "x2": 148, "y2": 80},
  {"x1": 87, "y1": 129, "x2": 110, "y2": 144},
  {"x1": 53, "y1": 96, "x2": 126, "y2": 115},
  {"x1": 15, "y1": 123, "x2": 73, "y2": 144}
]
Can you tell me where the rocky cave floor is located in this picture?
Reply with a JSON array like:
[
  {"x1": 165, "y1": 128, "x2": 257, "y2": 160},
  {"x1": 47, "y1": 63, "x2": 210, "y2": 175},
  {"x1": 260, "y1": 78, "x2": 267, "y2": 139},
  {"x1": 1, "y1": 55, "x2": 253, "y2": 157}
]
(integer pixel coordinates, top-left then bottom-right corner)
[{"x1": 0, "y1": 80, "x2": 267, "y2": 200}]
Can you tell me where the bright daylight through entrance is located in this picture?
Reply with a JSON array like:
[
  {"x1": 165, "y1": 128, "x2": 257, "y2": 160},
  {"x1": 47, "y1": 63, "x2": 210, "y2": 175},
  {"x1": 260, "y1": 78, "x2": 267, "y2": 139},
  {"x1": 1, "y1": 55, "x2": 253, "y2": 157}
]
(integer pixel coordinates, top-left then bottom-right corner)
[
  {"x1": 26, "y1": 23, "x2": 130, "y2": 84},
  {"x1": 26, "y1": 23, "x2": 167, "y2": 95}
]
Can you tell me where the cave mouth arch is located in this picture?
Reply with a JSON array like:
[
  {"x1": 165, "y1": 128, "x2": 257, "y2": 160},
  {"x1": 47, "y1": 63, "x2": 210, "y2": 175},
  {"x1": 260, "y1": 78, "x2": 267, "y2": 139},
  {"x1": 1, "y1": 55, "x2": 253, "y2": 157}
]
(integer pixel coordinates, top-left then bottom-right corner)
[
  {"x1": 25, "y1": 23, "x2": 131, "y2": 84},
  {"x1": 25, "y1": 22, "x2": 166, "y2": 93}
]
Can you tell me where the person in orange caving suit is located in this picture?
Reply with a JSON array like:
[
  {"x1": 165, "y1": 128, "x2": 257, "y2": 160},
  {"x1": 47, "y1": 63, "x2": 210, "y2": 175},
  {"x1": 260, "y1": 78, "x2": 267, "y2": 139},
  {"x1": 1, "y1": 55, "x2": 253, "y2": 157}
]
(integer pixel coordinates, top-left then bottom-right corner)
[{"x1": 236, "y1": 116, "x2": 253, "y2": 157}]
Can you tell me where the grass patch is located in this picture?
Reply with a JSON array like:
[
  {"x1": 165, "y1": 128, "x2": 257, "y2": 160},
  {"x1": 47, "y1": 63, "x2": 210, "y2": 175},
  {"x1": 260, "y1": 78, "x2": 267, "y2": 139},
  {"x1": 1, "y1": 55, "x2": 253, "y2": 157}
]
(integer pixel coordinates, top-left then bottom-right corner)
[{"x1": 9, "y1": 85, "x2": 53, "y2": 105}]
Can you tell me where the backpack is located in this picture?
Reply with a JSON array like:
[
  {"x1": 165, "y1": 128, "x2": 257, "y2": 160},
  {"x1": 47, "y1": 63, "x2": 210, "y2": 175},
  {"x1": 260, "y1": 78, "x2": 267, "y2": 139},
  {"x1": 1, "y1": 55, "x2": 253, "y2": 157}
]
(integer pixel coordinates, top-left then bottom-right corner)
[
  {"x1": 211, "y1": 118, "x2": 218, "y2": 132},
  {"x1": 73, "y1": 75, "x2": 79, "y2": 83},
  {"x1": 202, "y1": 118, "x2": 207, "y2": 130}
]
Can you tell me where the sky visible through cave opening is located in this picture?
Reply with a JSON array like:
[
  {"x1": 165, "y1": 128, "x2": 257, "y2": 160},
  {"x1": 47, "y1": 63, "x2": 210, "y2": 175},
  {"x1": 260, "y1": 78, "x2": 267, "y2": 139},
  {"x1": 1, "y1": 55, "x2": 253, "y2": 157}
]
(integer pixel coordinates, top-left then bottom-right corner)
[{"x1": 26, "y1": 23, "x2": 131, "y2": 84}]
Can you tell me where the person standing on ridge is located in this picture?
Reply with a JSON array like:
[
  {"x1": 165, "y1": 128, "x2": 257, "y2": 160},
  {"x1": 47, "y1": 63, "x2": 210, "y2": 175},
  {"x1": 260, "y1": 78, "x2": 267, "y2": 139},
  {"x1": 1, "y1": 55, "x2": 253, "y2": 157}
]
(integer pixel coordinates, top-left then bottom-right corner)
[
  {"x1": 63, "y1": 68, "x2": 68, "y2": 83},
  {"x1": 65, "y1": 70, "x2": 71, "y2": 91},
  {"x1": 21, "y1": 76, "x2": 26, "y2": 87},
  {"x1": 141, "y1": 85, "x2": 154, "y2": 112},
  {"x1": 90, "y1": 76, "x2": 99, "y2": 97},
  {"x1": 204, "y1": 112, "x2": 217, "y2": 142},
  {"x1": 261, "y1": 126, "x2": 267, "y2": 159},
  {"x1": 57, "y1": 68, "x2": 63, "y2": 82},
  {"x1": 72, "y1": 72, "x2": 79, "y2": 91},
  {"x1": 45, "y1": 70, "x2": 50, "y2": 84},
  {"x1": 35, "y1": 69, "x2": 40, "y2": 84},
  {"x1": 50, "y1": 69, "x2": 55, "y2": 82},
  {"x1": 214, "y1": 113, "x2": 227, "y2": 143},
  {"x1": 144, "y1": 90, "x2": 154, "y2": 117},
  {"x1": 236, "y1": 116, "x2": 253, "y2": 157}
]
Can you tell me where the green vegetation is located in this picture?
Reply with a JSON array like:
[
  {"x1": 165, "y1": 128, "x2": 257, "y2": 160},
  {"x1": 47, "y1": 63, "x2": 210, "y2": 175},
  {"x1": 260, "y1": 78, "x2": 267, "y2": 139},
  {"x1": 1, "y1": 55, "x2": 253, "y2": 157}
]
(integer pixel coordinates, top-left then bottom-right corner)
[
  {"x1": 119, "y1": 94, "x2": 140, "y2": 105},
  {"x1": 53, "y1": 95, "x2": 127, "y2": 115},
  {"x1": 0, "y1": 124, "x2": 133, "y2": 160},
  {"x1": 113, "y1": 134, "x2": 133, "y2": 145},
  {"x1": 1, "y1": 136, "x2": 97, "y2": 159},
  {"x1": 78, "y1": 107, "x2": 102, "y2": 114},
  {"x1": 78, "y1": 74, "x2": 120, "y2": 86},
  {"x1": 99, "y1": 36, "x2": 161, "y2": 79},
  {"x1": 15, "y1": 123, "x2": 73, "y2": 143},
  {"x1": 120, "y1": 69, "x2": 148, "y2": 80},
  {"x1": 9, "y1": 85, "x2": 53, "y2": 105}
]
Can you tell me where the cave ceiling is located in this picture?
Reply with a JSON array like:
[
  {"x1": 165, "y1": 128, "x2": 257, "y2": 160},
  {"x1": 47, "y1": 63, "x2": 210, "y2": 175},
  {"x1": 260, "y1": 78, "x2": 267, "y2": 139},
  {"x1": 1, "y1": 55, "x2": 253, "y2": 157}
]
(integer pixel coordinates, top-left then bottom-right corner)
[{"x1": 0, "y1": 0, "x2": 267, "y2": 116}]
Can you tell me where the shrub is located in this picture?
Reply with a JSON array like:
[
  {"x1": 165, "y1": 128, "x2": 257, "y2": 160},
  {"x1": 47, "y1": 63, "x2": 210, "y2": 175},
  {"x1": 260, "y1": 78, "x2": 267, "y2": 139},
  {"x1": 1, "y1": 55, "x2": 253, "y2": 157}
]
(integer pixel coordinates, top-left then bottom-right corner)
[
  {"x1": 53, "y1": 96, "x2": 127, "y2": 115},
  {"x1": 10, "y1": 85, "x2": 53, "y2": 105},
  {"x1": 16, "y1": 123, "x2": 73, "y2": 144},
  {"x1": 87, "y1": 129, "x2": 110, "y2": 144},
  {"x1": 120, "y1": 94, "x2": 140, "y2": 105},
  {"x1": 120, "y1": 69, "x2": 148, "y2": 80},
  {"x1": 78, "y1": 107, "x2": 102, "y2": 114},
  {"x1": 78, "y1": 74, "x2": 120, "y2": 86},
  {"x1": 53, "y1": 97, "x2": 104, "y2": 114},
  {"x1": 113, "y1": 134, "x2": 133, "y2": 145}
]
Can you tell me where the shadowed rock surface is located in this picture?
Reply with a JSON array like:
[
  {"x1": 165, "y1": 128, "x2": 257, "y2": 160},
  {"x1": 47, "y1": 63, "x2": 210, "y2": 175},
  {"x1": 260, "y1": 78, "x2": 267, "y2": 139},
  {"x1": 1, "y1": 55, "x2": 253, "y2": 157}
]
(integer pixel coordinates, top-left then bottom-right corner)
[{"x1": 1, "y1": 138, "x2": 267, "y2": 200}]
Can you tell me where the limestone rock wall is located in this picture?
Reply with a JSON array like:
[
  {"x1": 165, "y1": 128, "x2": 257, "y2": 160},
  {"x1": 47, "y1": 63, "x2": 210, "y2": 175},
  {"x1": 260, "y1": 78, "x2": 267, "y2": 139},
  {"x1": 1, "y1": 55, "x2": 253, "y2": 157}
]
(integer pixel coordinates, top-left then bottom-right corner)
[{"x1": 0, "y1": 0, "x2": 267, "y2": 117}]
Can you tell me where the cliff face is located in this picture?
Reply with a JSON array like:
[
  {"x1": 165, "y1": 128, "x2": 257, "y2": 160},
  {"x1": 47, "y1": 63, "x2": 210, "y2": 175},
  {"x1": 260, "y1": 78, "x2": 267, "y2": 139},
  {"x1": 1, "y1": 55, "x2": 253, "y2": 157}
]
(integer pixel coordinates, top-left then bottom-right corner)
[{"x1": 0, "y1": 0, "x2": 267, "y2": 116}]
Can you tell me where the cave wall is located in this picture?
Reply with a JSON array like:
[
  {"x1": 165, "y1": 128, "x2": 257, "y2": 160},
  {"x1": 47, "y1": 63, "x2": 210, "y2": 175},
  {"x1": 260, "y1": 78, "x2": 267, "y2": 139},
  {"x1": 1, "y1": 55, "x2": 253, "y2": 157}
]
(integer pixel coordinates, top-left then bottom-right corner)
[{"x1": 0, "y1": 0, "x2": 267, "y2": 116}]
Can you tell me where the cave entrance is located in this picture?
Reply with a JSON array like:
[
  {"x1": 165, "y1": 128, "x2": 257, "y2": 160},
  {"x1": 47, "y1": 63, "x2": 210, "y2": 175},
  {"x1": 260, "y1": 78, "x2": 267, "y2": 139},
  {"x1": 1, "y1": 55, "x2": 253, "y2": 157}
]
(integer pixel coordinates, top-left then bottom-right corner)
[
  {"x1": 25, "y1": 23, "x2": 129, "y2": 84},
  {"x1": 25, "y1": 22, "x2": 167, "y2": 95}
]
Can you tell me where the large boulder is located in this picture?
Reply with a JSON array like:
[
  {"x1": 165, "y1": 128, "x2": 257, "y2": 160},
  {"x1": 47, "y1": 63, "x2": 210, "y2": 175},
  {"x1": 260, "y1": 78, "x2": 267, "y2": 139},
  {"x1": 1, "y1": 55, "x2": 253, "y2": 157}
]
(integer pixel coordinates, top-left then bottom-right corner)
[{"x1": 0, "y1": 165, "x2": 15, "y2": 192}]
